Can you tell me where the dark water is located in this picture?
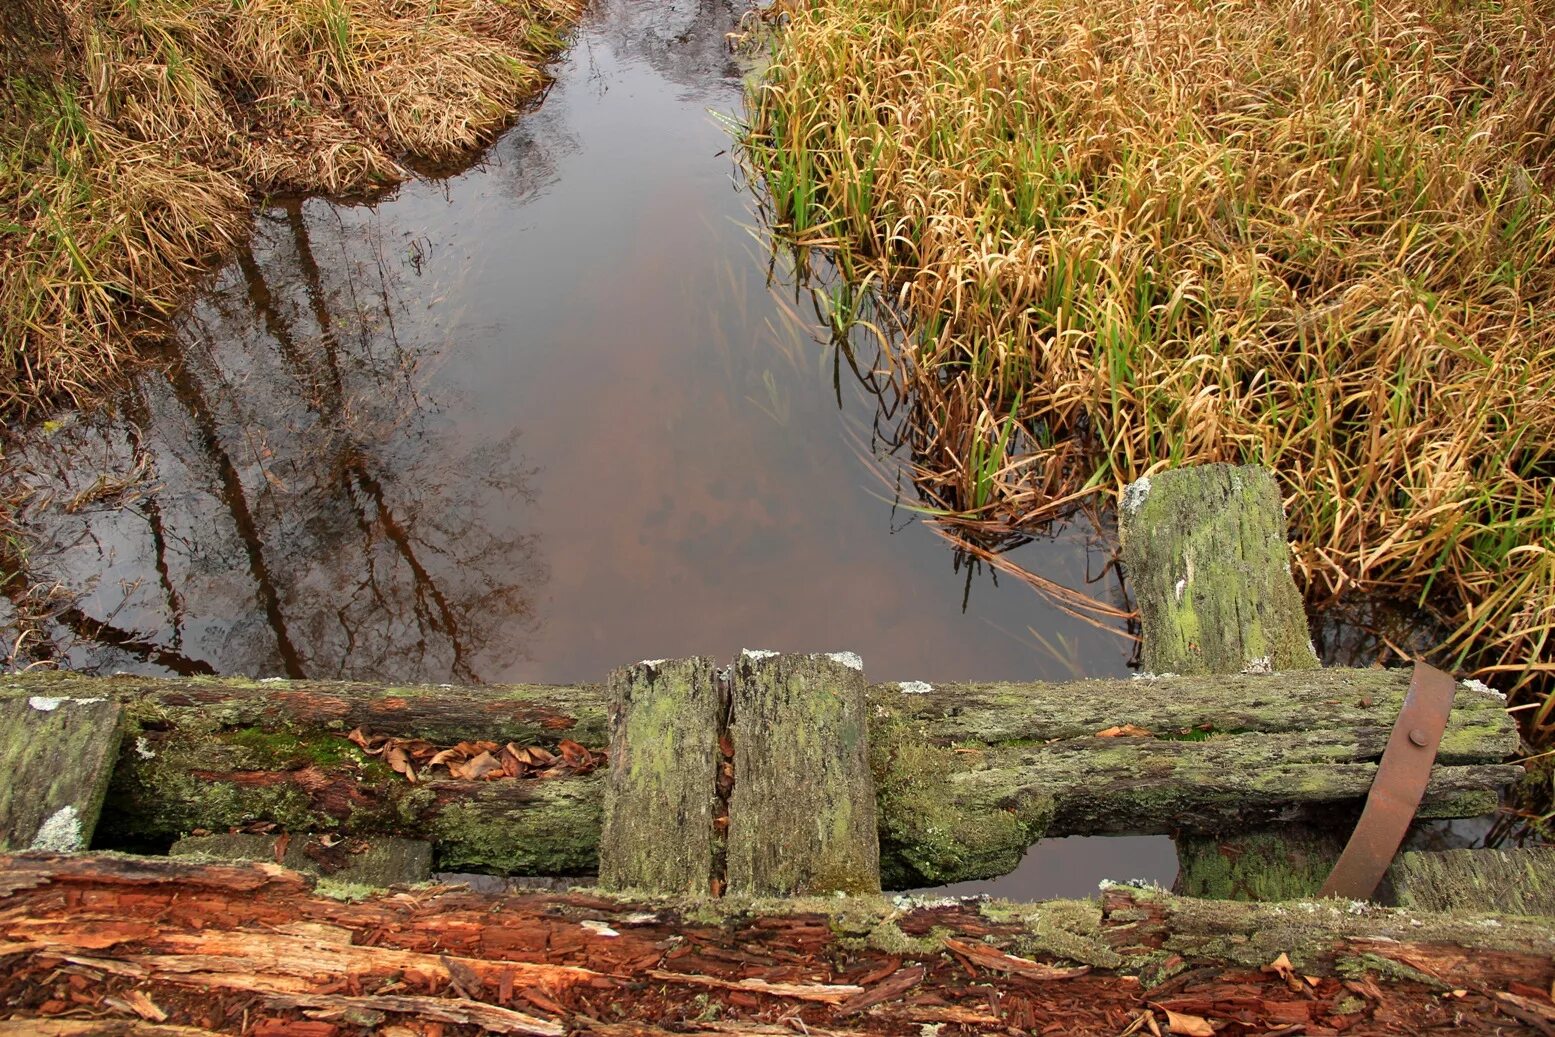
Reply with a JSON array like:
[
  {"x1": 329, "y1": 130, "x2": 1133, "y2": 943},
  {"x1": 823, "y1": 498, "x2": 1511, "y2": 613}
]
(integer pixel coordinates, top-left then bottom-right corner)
[{"x1": 2, "y1": 0, "x2": 1175, "y2": 891}]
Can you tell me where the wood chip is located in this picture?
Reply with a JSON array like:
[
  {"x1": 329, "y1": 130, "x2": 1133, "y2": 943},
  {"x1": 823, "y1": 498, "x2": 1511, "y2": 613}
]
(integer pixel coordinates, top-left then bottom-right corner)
[
  {"x1": 835, "y1": 965, "x2": 926, "y2": 1015},
  {"x1": 941, "y1": 937, "x2": 1091, "y2": 980},
  {"x1": 262, "y1": 993, "x2": 561, "y2": 1036},
  {"x1": 646, "y1": 969, "x2": 863, "y2": 1004}
]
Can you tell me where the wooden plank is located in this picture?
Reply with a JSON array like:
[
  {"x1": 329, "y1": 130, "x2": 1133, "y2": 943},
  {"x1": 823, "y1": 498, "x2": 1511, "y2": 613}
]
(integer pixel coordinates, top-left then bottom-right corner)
[
  {"x1": 0, "y1": 692, "x2": 123, "y2": 852},
  {"x1": 598, "y1": 658, "x2": 722, "y2": 894},
  {"x1": 728, "y1": 652, "x2": 880, "y2": 895},
  {"x1": 1390, "y1": 847, "x2": 1555, "y2": 916}
]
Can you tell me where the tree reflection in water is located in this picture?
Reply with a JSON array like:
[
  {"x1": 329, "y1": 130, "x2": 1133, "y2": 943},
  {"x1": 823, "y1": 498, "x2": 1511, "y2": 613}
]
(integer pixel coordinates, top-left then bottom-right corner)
[{"x1": 4, "y1": 197, "x2": 546, "y2": 682}]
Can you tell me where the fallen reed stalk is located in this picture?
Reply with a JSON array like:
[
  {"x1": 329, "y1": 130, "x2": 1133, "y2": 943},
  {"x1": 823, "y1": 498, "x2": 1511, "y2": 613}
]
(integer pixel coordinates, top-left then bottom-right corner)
[
  {"x1": 741, "y1": 0, "x2": 1555, "y2": 831},
  {"x1": 0, "y1": 0, "x2": 583, "y2": 412}
]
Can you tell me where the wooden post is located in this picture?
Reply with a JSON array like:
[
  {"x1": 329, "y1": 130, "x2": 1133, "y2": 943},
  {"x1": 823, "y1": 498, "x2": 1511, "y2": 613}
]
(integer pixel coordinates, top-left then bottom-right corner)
[
  {"x1": 0, "y1": 693, "x2": 123, "y2": 852},
  {"x1": 1120, "y1": 463, "x2": 1345, "y2": 900},
  {"x1": 598, "y1": 658, "x2": 723, "y2": 894},
  {"x1": 728, "y1": 652, "x2": 880, "y2": 895},
  {"x1": 1120, "y1": 464, "x2": 1319, "y2": 677}
]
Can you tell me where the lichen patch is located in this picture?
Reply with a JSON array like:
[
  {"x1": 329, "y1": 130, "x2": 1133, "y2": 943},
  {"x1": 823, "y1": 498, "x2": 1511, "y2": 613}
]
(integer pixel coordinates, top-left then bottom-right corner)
[{"x1": 30, "y1": 806, "x2": 84, "y2": 852}]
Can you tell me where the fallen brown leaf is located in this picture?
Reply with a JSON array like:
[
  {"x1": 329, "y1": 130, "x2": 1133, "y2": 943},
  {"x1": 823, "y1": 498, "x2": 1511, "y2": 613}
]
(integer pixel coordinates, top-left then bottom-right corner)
[
  {"x1": 1263, "y1": 951, "x2": 1303, "y2": 992},
  {"x1": 1164, "y1": 1009, "x2": 1215, "y2": 1036},
  {"x1": 385, "y1": 745, "x2": 417, "y2": 783},
  {"x1": 1097, "y1": 724, "x2": 1152, "y2": 738},
  {"x1": 457, "y1": 751, "x2": 505, "y2": 781}
]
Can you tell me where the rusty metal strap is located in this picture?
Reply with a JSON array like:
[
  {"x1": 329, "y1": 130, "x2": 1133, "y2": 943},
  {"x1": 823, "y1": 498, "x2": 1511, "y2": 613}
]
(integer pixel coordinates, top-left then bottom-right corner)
[{"x1": 1319, "y1": 661, "x2": 1456, "y2": 900}]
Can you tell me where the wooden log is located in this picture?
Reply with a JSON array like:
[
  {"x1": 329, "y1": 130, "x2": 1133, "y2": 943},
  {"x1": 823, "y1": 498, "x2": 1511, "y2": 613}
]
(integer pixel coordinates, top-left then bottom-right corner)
[
  {"x1": 0, "y1": 668, "x2": 1517, "y2": 885},
  {"x1": 1121, "y1": 463, "x2": 1347, "y2": 900},
  {"x1": 1389, "y1": 847, "x2": 1555, "y2": 916},
  {"x1": 1, "y1": 852, "x2": 1552, "y2": 1037},
  {"x1": 0, "y1": 671, "x2": 609, "y2": 746},
  {"x1": 0, "y1": 693, "x2": 123, "y2": 852},
  {"x1": 728, "y1": 652, "x2": 879, "y2": 895},
  {"x1": 169, "y1": 833, "x2": 433, "y2": 888},
  {"x1": 599, "y1": 658, "x2": 722, "y2": 894}
]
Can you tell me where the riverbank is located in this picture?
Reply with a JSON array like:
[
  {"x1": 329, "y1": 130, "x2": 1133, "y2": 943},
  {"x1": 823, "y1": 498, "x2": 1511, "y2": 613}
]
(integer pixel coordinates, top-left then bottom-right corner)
[
  {"x1": 0, "y1": 0, "x2": 584, "y2": 413},
  {"x1": 742, "y1": 0, "x2": 1555, "y2": 831}
]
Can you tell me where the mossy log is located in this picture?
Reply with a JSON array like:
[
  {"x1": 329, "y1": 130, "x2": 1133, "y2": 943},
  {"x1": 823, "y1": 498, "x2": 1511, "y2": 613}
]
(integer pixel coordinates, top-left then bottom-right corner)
[
  {"x1": 0, "y1": 667, "x2": 1516, "y2": 884},
  {"x1": 1, "y1": 852, "x2": 1552, "y2": 1037}
]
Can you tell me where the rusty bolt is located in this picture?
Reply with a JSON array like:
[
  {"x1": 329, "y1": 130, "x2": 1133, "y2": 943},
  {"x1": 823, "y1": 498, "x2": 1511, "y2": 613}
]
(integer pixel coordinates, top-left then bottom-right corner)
[{"x1": 1408, "y1": 728, "x2": 1429, "y2": 747}]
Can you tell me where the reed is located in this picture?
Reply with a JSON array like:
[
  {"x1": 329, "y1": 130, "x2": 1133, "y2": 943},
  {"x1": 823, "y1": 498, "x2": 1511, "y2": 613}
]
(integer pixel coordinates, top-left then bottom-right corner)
[
  {"x1": 742, "y1": 0, "x2": 1555, "y2": 815},
  {"x1": 1, "y1": 0, "x2": 583, "y2": 412}
]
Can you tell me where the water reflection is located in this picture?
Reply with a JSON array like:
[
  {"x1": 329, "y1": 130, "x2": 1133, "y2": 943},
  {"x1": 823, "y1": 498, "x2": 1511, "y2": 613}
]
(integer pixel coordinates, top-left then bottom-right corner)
[
  {"x1": 2, "y1": 0, "x2": 1135, "y2": 687},
  {"x1": 6, "y1": 198, "x2": 544, "y2": 681}
]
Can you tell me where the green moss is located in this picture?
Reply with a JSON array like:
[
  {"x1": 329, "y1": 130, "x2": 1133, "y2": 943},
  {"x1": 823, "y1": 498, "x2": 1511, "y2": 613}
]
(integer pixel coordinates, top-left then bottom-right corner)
[
  {"x1": 985, "y1": 898, "x2": 1126, "y2": 969},
  {"x1": 432, "y1": 775, "x2": 602, "y2": 875},
  {"x1": 845, "y1": 919, "x2": 951, "y2": 956},
  {"x1": 1336, "y1": 953, "x2": 1447, "y2": 989},
  {"x1": 1174, "y1": 829, "x2": 1341, "y2": 901},
  {"x1": 221, "y1": 727, "x2": 365, "y2": 770},
  {"x1": 315, "y1": 878, "x2": 380, "y2": 902},
  {"x1": 871, "y1": 707, "x2": 1051, "y2": 887}
]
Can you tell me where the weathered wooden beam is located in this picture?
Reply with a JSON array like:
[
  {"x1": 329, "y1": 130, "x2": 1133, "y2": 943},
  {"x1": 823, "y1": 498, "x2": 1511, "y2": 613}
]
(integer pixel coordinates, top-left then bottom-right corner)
[
  {"x1": 1, "y1": 852, "x2": 1552, "y2": 1037},
  {"x1": 599, "y1": 658, "x2": 723, "y2": 894},
  {"x1": 0, "y1": 693, "x2": 123, "y2": 852},
  {"x1": 0, "y1": 666, "x2": 1516, "y2": 886},
  {"x1": 728, "y1": 652, "x2": 880, "y2": 895}
]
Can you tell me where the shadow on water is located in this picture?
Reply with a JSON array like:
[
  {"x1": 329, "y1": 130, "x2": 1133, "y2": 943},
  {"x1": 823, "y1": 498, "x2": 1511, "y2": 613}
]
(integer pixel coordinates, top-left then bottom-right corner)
[{"x1": 1, "y1": 0, "x2": 1183, "y2": 892}]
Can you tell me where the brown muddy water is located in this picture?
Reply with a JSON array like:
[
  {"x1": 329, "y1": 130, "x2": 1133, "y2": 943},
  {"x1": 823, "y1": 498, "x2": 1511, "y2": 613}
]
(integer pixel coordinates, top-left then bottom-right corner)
[{"x1": 4, "y1": 0, "x2": 1179, "y2": 890}]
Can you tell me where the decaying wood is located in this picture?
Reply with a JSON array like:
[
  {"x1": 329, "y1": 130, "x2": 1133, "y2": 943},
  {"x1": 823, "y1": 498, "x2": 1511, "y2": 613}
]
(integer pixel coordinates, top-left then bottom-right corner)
[
  {"x1": 728, "y1": 652, "x2": 879, "y2": 895},
  {"x1": 0, "y1": 665, "x2": 1516, "y2": 886},
  {"x1": 2, "y1": 852, "x2": 1552, "y2": 1036},
  {"x1": 599, "y1": 658, "x2": 722, "y2": 894},
  {"x1": 0, "y1": 693, "x2": 123, "y2": 852}
]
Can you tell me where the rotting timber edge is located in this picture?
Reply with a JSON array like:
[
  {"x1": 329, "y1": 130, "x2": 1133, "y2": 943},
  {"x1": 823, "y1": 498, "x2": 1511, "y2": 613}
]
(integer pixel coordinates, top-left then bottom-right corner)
[
  {"x1": 0, "y1": 665, "x2": 1516, "y2": 887},
  {"x1": 1, "y1": 851, "x2": 1553, "y2": 1036}
]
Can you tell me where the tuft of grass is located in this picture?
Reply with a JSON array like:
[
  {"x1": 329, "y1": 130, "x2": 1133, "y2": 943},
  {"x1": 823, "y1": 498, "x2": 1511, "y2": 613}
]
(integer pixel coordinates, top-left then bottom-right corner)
[
  {"x1": 742, "y1": 0, "x2": 1555, "y2": 817},
  {"x1": 0, "y1": 0, "x2": 584, "y2": 413}
]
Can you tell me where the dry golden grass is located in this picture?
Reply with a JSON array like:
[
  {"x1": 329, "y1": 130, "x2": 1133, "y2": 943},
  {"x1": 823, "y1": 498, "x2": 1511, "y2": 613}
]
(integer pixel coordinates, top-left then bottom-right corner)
[
  {"x1": 1, "y1": 0, "x2": 583, "y2": 410},
  {"x1": 743, "y1": 0, "x2": 1555, "y2": 801}
]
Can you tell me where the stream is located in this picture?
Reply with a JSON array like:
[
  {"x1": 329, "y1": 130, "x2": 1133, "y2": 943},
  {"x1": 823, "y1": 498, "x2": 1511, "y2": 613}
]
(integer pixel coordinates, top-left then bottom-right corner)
[{"x1": 3, "y1": 0, "x2": 1183, "y2": 893}]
